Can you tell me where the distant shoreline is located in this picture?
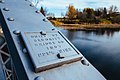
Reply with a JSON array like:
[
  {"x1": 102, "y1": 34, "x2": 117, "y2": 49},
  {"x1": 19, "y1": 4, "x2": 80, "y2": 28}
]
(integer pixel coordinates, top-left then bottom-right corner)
[{"x1": 57, "y1": 24, "x2": 120, "y2": 31}]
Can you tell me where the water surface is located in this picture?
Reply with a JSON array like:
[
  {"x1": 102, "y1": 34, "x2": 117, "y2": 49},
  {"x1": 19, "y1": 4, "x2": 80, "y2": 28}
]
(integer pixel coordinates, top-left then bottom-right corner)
[{"x1": 61, "y1": 29, "x2": 120, "y2": 80}]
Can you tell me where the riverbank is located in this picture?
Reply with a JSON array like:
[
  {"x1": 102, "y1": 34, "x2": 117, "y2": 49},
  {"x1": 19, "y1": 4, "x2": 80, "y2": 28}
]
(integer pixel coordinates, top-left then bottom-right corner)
[{"x1": 57, "y1": 24, "x2": 120, "y2": 30}]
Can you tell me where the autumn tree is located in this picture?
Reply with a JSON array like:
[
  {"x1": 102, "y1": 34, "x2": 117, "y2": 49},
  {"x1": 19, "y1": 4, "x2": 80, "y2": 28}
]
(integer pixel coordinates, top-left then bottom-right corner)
[
  {"x1": 40, "y1": 6, "x2": 47, "y2": 16},
  {"x1": 66, "y1": 5, "x2": 77, "y2": 19}
]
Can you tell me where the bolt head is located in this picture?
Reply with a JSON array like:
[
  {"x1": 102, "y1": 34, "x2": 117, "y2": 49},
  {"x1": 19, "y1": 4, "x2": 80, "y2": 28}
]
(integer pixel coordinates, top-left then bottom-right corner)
[
  {"x1": 43, "y1": 18, "x2": 48, "y2": 22},
  {"x1": 81, "y1": 59, "x2": 89, "y2": 66},
  {"x1": 13, "y1": 30, "x2": 21, "y2": 35},
  {"x1": 52, "y1": 28, "x2": 55, "y2": 30},
  {"x1": 35, "y1": 76, "x2": 44, "y2": 80},
  {"x1": 35, "y1": 10, "x2": 40, "y2": 13},
  {"x1": 23, "y1": 48, "x2": 27, "y2": 54},
  {"x1": 57, "y1": 53, "x2": 65, "y2": 59},
  {"x1": 40, "y1": 31, "x2": 46, "y2": 35},
  {"x1": 30, "y1": 4, "x2": 34, "y2": 7},
  {"x1": 3, "y1": 7, "x2": 9, "y2": 11},
  {"x1": 0, "y1": 0, "x2": 5, "y2": 3},
  {"x1": 7, "y1": 17, "x2": 14, "y2": 21}
]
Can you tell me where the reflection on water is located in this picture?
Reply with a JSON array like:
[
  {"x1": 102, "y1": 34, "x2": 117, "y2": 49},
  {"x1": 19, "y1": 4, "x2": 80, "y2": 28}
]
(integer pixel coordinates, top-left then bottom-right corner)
[
  {"x1": 61, "y1": 29, "x2": 120, "y2": 80},
  {"x1": 84, "y1": 30, "x2": 120, "y2": 37}
]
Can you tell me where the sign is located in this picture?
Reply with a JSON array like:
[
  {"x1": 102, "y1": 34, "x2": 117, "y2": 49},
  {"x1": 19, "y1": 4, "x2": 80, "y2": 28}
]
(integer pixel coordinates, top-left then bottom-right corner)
[{"x1": 21, "y1": 31, "x2": 82, "y2": 72}]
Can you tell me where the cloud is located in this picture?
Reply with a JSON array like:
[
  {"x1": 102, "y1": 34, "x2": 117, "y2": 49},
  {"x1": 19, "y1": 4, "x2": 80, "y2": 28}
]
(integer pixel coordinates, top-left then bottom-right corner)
[{"x1": 32, "y1": 0, "x2": 120, "y2": 17}]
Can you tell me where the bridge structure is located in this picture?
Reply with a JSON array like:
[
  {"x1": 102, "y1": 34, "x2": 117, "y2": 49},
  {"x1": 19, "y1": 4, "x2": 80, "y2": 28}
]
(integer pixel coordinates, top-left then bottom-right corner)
[{"x1": 0, "y1": 0, "x2": 106, "y2": 80}]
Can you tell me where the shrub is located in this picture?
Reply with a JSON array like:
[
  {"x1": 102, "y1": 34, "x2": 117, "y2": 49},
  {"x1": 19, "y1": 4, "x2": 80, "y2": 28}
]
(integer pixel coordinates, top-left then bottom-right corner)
[
  {"x1": 100, "y1": 19, "x2": 112, "y2": 24},
  {"x1": 50, "y1": 20, "x2": 63, "y2": 26}
]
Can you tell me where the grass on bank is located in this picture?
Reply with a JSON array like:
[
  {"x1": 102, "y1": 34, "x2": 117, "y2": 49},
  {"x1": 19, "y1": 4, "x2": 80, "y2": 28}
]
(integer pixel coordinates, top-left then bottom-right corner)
[
  {"x1": 50, "y1": 20, "x2": 63, "y2": 26},
  {"x1": 50, "y1": 20, "x2": 120, "y2": 30},
  {"x1": 58, "y1": 24, "x2": 120, "y2": 30}
]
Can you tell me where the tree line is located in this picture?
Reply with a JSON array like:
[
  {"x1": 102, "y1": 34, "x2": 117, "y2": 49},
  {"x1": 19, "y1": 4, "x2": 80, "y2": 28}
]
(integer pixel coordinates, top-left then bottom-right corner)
[
  {"x1": 40, "y1": 5, "x2": 120, "y2": 24},
  {"x1": 65, "y1": 5, "x2": 120, "y2": 24}
]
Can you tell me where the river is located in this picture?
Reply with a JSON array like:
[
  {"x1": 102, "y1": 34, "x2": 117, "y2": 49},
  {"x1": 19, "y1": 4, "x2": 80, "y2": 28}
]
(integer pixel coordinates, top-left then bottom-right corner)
[{"x1": 61, "y1": 29, "x2": 120, "y2": 80}]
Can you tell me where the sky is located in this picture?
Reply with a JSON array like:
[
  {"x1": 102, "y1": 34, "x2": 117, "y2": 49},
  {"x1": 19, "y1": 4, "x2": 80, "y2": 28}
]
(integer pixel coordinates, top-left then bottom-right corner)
[{"x1": 31, "y1": 0, "x2": 120, "y2": 17}]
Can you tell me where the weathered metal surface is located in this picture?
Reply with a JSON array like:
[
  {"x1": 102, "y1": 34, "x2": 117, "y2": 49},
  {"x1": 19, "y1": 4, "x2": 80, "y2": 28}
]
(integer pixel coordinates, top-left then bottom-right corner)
[
  {"x1": 0, "y1": 61, "x2": 5, "y2": 80},
  {"x1": 0, "y1": 35, "x2": 16, "y2": 80},
  {"x1": 21, "y1": 31, "x2": 82, "y2": 72},
  {"x1": 0, "y1": 0, "x2": 106, "y2": 80},
  {"x1": 0, "y1": 36, "x2": 6, "y2": 80}
]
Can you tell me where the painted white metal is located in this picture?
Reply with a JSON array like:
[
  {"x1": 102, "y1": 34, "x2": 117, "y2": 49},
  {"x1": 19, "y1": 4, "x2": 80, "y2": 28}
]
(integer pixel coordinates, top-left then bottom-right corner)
[
  {"x1": 0, "y1": 0, "x2": 106, "y2": 80},
  {"x1": 0, "y1": 35, "x2": 16, "y2": 80}
]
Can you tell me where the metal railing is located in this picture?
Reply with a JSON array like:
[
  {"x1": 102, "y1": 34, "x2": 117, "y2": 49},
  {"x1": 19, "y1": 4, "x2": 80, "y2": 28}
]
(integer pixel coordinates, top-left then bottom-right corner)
[{"x1": 0, "y1": 32, "x2": 16, "y2": 80}]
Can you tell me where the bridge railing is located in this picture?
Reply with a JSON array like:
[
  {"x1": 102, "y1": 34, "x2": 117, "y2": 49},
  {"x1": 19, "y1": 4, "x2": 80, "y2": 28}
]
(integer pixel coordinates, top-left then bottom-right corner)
[
  {"x1": 0, "y1": 31, "x2": 16, "y2": 80},
  {"x1": 0, "y1": 0, "x2": 106, "y2": 80}
]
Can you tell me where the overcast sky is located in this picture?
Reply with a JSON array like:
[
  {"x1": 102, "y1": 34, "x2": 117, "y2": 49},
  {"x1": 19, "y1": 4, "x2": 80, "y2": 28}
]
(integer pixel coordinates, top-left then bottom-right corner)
[{"x1": 32, "y1": 0, "x2": 120, "y2": 17}]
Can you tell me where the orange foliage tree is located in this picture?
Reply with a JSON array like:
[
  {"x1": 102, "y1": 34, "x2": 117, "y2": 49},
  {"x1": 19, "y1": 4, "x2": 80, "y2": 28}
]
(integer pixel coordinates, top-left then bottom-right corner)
[{"x1": 66, "y1": 5, "x2": 77, "y2": 19}]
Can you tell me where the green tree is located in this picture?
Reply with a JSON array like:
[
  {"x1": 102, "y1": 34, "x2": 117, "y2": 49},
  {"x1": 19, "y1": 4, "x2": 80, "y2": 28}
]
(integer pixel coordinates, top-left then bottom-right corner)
[
  {"x1": 95, "y1": 7, "x2": 108, "y2": 18},
  {"x1": 66, "y1": 5, "x2": 77, "y2": 19},
  {"x1": 103, "y1": 7, "x2": 107, "y2": 18},
  {"x1": 94, "y1": 9, "x2": 102, "y2": 17},
  {"x1": 112, "y1": 15, "x2": 120, "y2": 23},
  {"x1": 83, "y1": 8, "x2": 94, "y2": 18},
  {"x1": 76, "y1": 9, "x2": 82, "y2": 19}
]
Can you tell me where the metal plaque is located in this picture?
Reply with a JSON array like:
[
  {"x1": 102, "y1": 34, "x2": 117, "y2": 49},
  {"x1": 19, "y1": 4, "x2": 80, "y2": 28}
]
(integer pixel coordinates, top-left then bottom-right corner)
[{"x1": 21, "y1": 31, "x2": 82, "y2": 72}]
